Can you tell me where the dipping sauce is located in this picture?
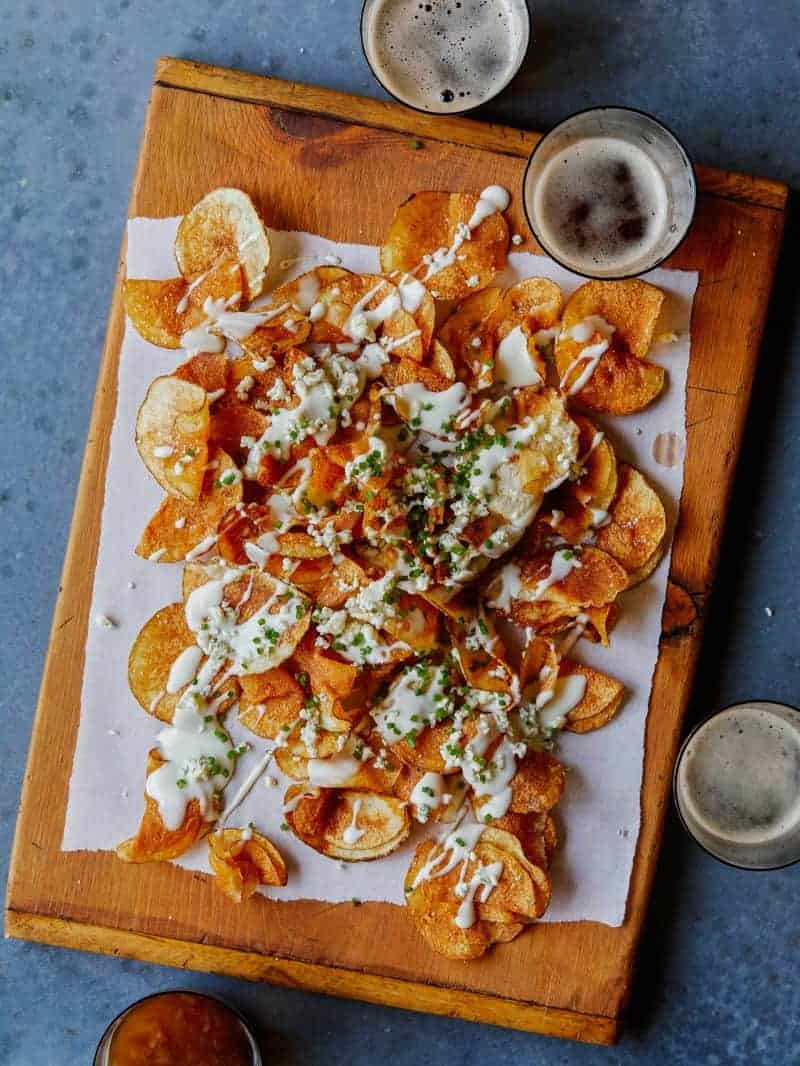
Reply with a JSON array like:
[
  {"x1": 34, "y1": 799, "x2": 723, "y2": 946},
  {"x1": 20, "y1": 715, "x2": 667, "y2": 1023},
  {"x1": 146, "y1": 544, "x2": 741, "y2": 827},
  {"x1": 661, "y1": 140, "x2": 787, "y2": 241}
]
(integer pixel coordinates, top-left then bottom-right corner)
[
  {"x1": 674, "y1": 702, "x2": 800, "y2": 869},
  {"x1": 106, "y1": 992, "x2": 255, "y2": 1066},
  {"x1": 361, "y1": 0, "x2": 530, "y2": 114}
]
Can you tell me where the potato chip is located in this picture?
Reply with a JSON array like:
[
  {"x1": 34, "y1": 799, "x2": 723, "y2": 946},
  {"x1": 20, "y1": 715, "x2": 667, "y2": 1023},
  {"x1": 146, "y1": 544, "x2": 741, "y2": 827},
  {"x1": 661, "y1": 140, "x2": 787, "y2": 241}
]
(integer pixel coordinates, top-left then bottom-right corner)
[
  {"x1": 116, "y1": 751, "x2": 212, "y2": 862},
  {"x1": 558, "y1": 659, "x2": 626, "y2": 734},
  {"x1": 123, "y1": 260, "x2": 243, "y2": 349},
  {"x1": 284, "y1": 786, "x2": 411, "y2": 860},
  {"x1": 208, "y1": 827, "x2": 287, "y2": 903},
  {"x1": 380, "y1": 191, "x2": 509, "y2": 301},
  {"x1": 237, "y1": 667, "x2": 304, "y2": 739},
  {"x1": 559, "y1": 279, "x2": 665, "y2": 359},
  {"x1": 175, "y1": 188, "x2": 270, "y2": 302},
  {"x1": 595, "y1": 464, "x2": 666, "y2": 575},
  {"x1": 511, "y1": 546, "x2": 628, "y2": 629},
  {"x1": 437, "y1": 287, "x2": 502, "y2": 389},
  {"x1": 128, "y1": 603, "x2": 194, "y2": 721},
  {"x1": 135, "y1": 375, "x2": 210, "y2": 501},
  {"x1": 174, "y1": 352, "x2": 230, "y2": 394},
  {"x1": 136, "y1": 448, "x2": 243, "y2": 563},
  {"x1": 559, "y1": 345, "x2": 665, "y2": 415}
]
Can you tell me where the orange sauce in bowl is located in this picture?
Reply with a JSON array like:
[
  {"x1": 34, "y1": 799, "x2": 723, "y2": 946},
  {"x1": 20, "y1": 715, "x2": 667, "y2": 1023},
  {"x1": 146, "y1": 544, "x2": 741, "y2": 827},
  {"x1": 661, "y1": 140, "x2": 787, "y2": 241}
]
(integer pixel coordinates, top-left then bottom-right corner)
[{"x1": 108, "y1": 992, "x2": 253, "y2": 1066}]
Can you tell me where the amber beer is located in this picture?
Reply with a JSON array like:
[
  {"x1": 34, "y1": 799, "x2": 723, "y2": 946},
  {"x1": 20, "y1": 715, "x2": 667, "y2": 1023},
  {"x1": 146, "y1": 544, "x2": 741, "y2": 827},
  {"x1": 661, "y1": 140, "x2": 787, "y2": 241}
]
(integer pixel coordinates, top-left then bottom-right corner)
[
  {"x1": 524, "y1": 108, "x2": 696, "y2": 279},
  {"x1": 361, "y1": 0, "x2": 530, "y2": 114}
]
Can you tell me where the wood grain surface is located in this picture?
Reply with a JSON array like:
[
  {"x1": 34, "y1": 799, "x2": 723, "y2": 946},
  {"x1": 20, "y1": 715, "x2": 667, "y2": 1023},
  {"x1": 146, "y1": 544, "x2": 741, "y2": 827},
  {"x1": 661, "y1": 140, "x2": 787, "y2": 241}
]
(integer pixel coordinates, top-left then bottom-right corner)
[{"x1": 5, "y1": 58, "x2": 787, "y2": 1045}]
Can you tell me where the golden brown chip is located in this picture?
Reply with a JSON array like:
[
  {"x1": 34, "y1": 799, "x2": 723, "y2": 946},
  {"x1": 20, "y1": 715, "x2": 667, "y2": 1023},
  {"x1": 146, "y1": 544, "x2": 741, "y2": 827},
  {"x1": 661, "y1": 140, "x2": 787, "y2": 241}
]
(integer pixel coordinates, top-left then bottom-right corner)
[
  {"x1": 135, "y1": 449, "x2": 243, "y2": 563},
  {"x1": 174, "y1": 352, "x2": 230, "y2": 394},
  {"x1": 558, "y1": 659, "x2": 626, "y2": 734},
  {"x1": 380, "y1": 191, "x2": 509, "y2": 301},
  {"x1": 595, "y1": 464, "x2": 667, "y2": 574},
  {"x1": 123, "y1": 261, "x2": 243, "y2": 350},
  {"x1": 175, "y1": 187, "x2": 270, "y2": 302},
  {"x1": 284, "y1": 786, "x2": 410, "y2": 860},
  {"x1": 511, "y1": 546, "x2": 628, "y2": 630},
  {"x1": 208, "y1": 827, "x2": 287, "y2": 903},
  {"x1": 237, "y1": 667, "x2": 305, "y2": 739},
  {"x1": 560, "y1": 279, "x2": 665, "y2": 359},
  {"x1": 135, "y1": 375, "x2": 210, "y2": 501},
  {"x1": 561, "y1": 345, "x2": 665, "y2": 415},
  {"x1": 116, "y1": 751, "x2": 213, "y2": 862},
  {"x1": 128, "y1": 603, "x2": 194, "y2": 720},
  {"x1": 437, "y1": 287, "x2": 502, "y2": 388}
]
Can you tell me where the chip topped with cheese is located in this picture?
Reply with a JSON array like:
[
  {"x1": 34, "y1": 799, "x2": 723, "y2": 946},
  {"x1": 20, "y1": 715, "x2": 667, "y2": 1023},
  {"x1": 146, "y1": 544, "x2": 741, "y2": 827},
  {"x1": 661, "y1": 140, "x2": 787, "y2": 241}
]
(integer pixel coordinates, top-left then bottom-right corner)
[{"x1": 118, "y1": 186, "x2": 671, "y2": 959}]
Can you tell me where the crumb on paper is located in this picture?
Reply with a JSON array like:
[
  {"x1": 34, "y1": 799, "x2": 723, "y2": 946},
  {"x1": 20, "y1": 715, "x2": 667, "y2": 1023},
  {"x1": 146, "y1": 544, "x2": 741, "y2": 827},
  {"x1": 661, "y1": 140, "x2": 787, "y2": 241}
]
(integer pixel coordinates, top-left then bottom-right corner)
[
  {"x1": 127, "y1": 581, "x2": 136, "y2": 590},
  {"x1": 263, "y1": 775, "x2": 278, "y2": 789},
  {"x1": 121, "y1": 788, "x2": 129, "y2": 799},
  {"x1": 635, "y1": 427, "x2": 643, "y2": 436},
  {"x1": 107, "y1": 728, "x2": 119, "y2": 736},
  {"x1": 765, "y1": 606, "x2": 774, "y2": 617},
  {"x1": 94, "y1": 613, "x2": 116, "y2": 629},
  {"x1": 618, "y1": 827, "x2": 630, "y2": 839}
]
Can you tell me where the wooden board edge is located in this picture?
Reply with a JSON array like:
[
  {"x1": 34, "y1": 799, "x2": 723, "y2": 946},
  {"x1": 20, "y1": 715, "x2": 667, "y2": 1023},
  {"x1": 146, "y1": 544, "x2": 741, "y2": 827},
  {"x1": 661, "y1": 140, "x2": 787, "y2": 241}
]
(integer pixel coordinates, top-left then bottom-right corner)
[
  {"x1": 4, "y1": 910, "x2": 620, "y2": 1045},
  {"x1": 152, "y1": 57, "x2": 789, "y2": 212}
]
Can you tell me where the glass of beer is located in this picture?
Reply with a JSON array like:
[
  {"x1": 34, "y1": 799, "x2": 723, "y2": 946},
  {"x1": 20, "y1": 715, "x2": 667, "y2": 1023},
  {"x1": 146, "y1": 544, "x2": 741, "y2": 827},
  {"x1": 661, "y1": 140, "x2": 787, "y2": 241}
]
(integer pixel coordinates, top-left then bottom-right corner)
[
  {"x1": 673, "y1": 701, "x2": 800, "y2": 870},
  {"x1": 360, "y1": 0, "x2": 531, "y2": 114},
  {"x1": 523, "y1": 107, "x2": 696, "y2": 279}
]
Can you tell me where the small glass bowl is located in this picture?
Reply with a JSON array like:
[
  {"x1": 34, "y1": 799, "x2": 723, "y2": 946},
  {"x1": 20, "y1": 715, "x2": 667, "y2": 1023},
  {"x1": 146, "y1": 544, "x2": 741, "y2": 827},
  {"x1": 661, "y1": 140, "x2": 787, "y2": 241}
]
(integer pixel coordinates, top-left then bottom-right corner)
[
  {"x1": 522, "y1": 106, "x2": 696, "y2": 279},
  {"x1": 93, "y1": 989, "x2": 262, "y2": 1066}
]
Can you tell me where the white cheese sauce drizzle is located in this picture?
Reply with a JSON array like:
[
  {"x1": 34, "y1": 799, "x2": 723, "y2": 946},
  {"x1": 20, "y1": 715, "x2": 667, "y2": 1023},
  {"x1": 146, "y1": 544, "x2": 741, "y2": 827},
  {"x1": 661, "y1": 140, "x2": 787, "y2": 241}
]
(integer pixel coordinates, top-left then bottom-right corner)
[{"x1": 342, "y1": 797, "x2": 366, "y2": 845}]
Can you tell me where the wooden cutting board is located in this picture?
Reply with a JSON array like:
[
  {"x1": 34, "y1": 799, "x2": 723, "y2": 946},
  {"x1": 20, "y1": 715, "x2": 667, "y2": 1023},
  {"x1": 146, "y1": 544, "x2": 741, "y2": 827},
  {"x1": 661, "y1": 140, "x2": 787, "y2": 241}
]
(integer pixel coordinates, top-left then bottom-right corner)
[{"x1": 5, "y1": 58, "x2": 787, "y2": 1045}]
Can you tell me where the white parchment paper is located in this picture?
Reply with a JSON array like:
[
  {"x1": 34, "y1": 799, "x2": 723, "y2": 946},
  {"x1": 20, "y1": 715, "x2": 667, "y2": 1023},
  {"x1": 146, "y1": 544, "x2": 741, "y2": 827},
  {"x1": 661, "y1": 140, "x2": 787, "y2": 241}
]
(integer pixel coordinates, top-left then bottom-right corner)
[{"x1": 62, "y1": 217, "x2": 698, "y2": 926}]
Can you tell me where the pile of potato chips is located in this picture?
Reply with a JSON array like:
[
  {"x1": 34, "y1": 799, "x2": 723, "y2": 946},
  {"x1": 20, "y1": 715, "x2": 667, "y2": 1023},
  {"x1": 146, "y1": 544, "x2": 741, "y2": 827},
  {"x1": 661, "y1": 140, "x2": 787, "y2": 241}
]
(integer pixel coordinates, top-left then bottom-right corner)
[{"x1": 117, "y1": 186, "x2": 668, "y2": 959}]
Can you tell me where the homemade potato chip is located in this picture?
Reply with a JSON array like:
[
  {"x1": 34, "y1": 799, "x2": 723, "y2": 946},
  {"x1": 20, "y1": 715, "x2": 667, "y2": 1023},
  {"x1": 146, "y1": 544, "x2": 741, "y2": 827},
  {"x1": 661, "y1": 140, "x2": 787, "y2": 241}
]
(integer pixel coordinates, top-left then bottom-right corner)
[
  {"x1": 128, "y1": 603, "x2": 195, "y2": 721},
  {"x1": 136, "y1": 448, "x2": 243, "y2": 563},
  {"x1": 284, "y1": 786, "x2": 411, "y2": 860},
  {"x1": 595, "y1": 464, "x2": 667, "y2": 577},
  {"x1": 117, "y1": 751, "x2": 212, "y2": 863},
  {"x1": 560, "y1": 279, "x2": 665, "y2": 359},
  {"x1": 175, "y1": 187, "x2": 270, "y2": 302},
  {"x1": 119, "y1": 185, "x2": 674, "y2": 961},
  {"x1": 208, "y1": 827, "x2": 287, "y2": 903},
  {"x1": 123, "y1": 261, "x2": 243, "y2": 350},
  {"x1": 380, "y1": 191, "x2": 509, "y2": 301},
  {"x1": 135, "y1": 375, "x2": 210, "y2": 501}
]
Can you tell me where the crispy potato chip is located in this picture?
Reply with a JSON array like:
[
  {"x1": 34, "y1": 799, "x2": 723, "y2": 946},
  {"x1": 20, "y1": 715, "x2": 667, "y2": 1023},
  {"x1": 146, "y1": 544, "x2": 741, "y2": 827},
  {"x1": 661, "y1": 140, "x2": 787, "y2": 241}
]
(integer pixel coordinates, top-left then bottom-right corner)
[
  {"x1": 280, "y1": 734, "x2": 403, "y2": 793},
  {"x1": 404, "y1": 828, "x2": 549, "y2": 958},
  {"x1": 239, "y1": 309, "x2": 312, "y2": 361},
  {"x1": 561, "y1": 345, "x2": 665, "y2": 415},
  {"x1": 135, "y1": 375, "x2": 210, "y2": 501},
  {"x1": 175, "y1": 188, "x2": 270, "y2": 302},
  {"x1": 511, "y1": 546, "x2": 628, "y2": 629},
  {"x1": 389, "y1": 719, "x2": 456, "y2": 774},
  {"x1": 555, "y1": 281, "x2": 666, "y2": 413},
  {"x1": 380, "y1": 191, "x2": 509, "y2": 301},
  {"x1": 485, "y1": 811, "x2": 557, "y2": 869},
  {"x1": 558, "y1": 659, "x2": 626, "y2": 734},
  {"x1": 238, "y1": 666, "x2": 304, "y2": 738},
  {"x1": 174, "y1": 351, "x2": 230, "y2": 394},
  {"x1": 595, "y1": 464, "x2": 666, "y2": 574},
  {"x1": 560, "y1": 279, "x2": 665, "y2": 359},
  {"x1": 117, "y1": 750, "x2": 212, "y2": 862},
  {"x1": 136, "y1": 449, "x2": 243, "y2": 563},
  {"x1": 128, "y1": 603, "x2": 194, "y2": 720},
  {"x1": 208, "y1": 827, "x2": 287, "y2": 903},
  {"x1": 437, "y1": 287, "x2": 502, "y2": 388},
  {"x1": 509, "y1": 751, "x2": 565, "y2": 813},
  {"x1": 489, "y1": 277, "x2": 563, "y2": 333},
  {"x1": 123, "y1": 261, "x2": 243, "y2": 350},
  {"x1": 285, "y1": 786, "x2": 411, "y2": 860},
  {"x1": 209, "y1": 399, "x2": 269, "y2": 468}
]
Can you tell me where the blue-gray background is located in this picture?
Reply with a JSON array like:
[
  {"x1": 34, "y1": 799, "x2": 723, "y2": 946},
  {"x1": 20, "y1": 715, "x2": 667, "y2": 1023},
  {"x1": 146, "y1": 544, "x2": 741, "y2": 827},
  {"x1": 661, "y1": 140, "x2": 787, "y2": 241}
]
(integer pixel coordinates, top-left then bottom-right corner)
[{"x1": 2, "y1": 2, "x2": 799, "y2": 1063}]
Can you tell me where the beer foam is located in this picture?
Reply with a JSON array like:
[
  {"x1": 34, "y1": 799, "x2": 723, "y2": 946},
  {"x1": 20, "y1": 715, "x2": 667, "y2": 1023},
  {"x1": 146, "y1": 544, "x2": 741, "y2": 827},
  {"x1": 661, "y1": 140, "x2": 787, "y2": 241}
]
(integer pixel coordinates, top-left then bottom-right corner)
[
  {"x1": 363, "y1": 0, "x2": 528, "y2": 113},
  {"x1": 676, "y1": 702, "x2": 800, "y2": 868},
  {"x1": 530, "y1": 137, "x2": 670, "y2": 276}
]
